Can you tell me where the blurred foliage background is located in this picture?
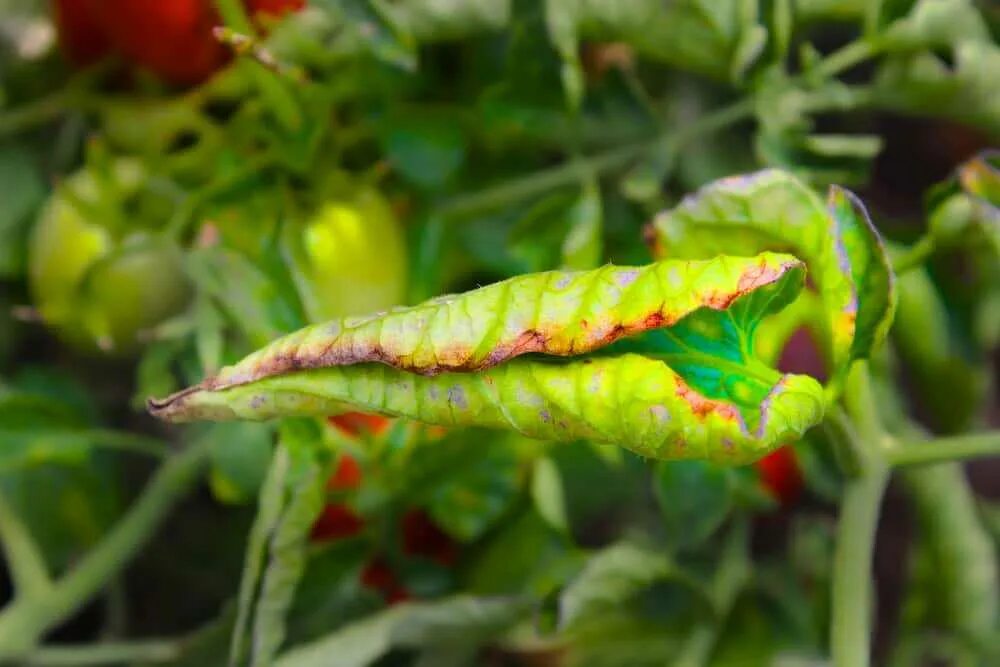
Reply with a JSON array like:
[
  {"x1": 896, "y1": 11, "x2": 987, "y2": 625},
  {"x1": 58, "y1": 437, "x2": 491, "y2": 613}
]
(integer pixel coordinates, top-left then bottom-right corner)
[{"x1": 0, "y1": 1, "x2": 998, "y2": 666}]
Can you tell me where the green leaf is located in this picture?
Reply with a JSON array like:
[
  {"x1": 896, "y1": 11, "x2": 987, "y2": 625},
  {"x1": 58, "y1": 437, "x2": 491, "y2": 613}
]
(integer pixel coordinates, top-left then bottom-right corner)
[
  {"x1": 544, "y1": 0, "x2": 767, "y2": 107},
  {"x1": 388, "y1": 0, "x2": 510, "y2": 40},
  {"x1": 274, "y1": 595, "x2": 532, "y2": 667},
  {"x1": 150, "y1": 252, "x2": 825, "y2": 464},
  {"x1": 0, "y1": 143, "x2": 45, "y2": 278},
  {"x1": 649, "y1": 170, "x2": 896, "y2": 392},
  {"x1": 654, "y1": 460, "x2": 733, "y2": 550},
  {"x1": 188, "y1": 247, "x2": 303, "y2": 349},
  {"x1": 558, "y1": 541, "x2": 710, "y2": 630},
  {"x1": 560, "y1": 180, "x2": 603, "y2": 270},
  {"x1": 532, "y1": 457, "x2": 569, "y2": 534},
  {"x1": 230, "y1": 442, "x2": 292, "y2": 667},
  {"x1": 902, "y1": 463, "x2": 998, "y2": 645},
  {"x1": 424, "y1": 434, "x2": 520, "y2": 542},
  {"x1": 879, "y1": 0, "x2": 991, "y2": 52},
  {"x1": 465, "y1": 509, "x2": 576, "y2": 597},
  {"x1": 249, "y1": 430, "x2": 329, "y2": 667},
  {"x1": 335, "y1": 0, "x2": 418, "y2": 71},
  {"x1": 874, "y1": 41, "x2": 1000, "y2": 136},
  {"x1": 204, "y1": 422, "x2": 276, "y2": 505},
  {"x1": 892, "y1": 265, "x2": 986, "y2": 432},
  {"x1": 378, "y1": 111, "x2": 466, "y2": 190}
]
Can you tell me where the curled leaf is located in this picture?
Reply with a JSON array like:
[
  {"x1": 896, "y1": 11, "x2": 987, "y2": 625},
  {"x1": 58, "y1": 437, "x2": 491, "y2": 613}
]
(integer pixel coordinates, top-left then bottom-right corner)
[
  {"x1": 648, "y1": 169, "x2": 895, "y2": 391},
  {"x1": 150, "y1": 253, "x2": 825, "y2": 463}
]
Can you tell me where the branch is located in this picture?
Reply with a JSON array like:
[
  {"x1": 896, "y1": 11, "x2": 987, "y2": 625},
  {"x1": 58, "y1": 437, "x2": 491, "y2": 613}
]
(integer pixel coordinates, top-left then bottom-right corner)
[
  {"x1": 0, "y1": 442, "x2": 209, "y2": 660},
  {"x1": 437, "y1": 99, "x2": 754, "y2": 219},
  {"x1": 891, "y1": 235, "x2": 936, "y2": 275},
  {"x1": 831, "y1": 364, "x2": 889, "y2": 667},
  {"x1": 887, "y1": 432, "x2": 1000, "y2": 467},
  {"x1": 23, "y1": 640, "x2": 183, "y2": 666},
  {"x1": 831, "y1": 465, "x2": 888, "y2": 667}
]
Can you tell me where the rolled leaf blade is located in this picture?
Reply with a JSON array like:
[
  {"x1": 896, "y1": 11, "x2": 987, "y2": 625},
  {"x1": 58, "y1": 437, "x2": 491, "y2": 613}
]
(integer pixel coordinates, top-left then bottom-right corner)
[
  {"x1": 649, "y1": 169, "x2": 895, "y2": 388},
  {"x1": 149, "y1": 253, "x2": 825, "y2": 464}
]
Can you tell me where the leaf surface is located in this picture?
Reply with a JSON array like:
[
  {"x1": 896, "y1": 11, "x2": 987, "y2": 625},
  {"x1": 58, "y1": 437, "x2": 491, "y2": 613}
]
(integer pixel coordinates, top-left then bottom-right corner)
[
  {"x1": 649, "y1": 170, "x2": 895, "y2": 390},
  {"x1": 150, "y1": 253, "x2": 825, "y2": 463}
]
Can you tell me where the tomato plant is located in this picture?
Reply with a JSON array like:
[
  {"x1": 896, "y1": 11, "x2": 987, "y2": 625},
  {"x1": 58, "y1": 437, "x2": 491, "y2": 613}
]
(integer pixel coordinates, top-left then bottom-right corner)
[{"x1": 0, "y1": 2, "x2": 998, "y2": 667}]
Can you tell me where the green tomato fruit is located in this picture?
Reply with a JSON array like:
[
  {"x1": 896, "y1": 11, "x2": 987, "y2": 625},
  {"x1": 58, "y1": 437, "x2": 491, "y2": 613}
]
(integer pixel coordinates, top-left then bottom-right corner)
[
  {"x1": 28, "y1": 160, "x2": 192, "y2": 353},
  {"x1": 287, "y1": 185, "x2": 408, "y2": 321}
]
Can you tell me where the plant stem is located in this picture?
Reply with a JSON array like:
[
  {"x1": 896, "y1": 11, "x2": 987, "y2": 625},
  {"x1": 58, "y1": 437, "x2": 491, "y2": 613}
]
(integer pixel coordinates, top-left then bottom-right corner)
[
  {"x1": 813, "y1": 39, "x2": 879, "y2": 79},
  {"x1": 0, "y1": 493, "x2": 52, "y2": 599},
  {"x1": 23, "y1": 640, "x2": 183, "y2": 666},
  {"x1": 830, "y1": 364, "x2": 889, "y2": 667},
  {"x1": 831, "y1": 464, "x2": 888, "y2": 667},
  {"x1": 0, "y1": 442, "x2": 209, "y2": 660},
  {"x1": 891, "y1": 235, "x2": 936, "y2": 275},
  {"x1": 438, "y1": 99, "x2": 753, "y2": 219},
  {"x1": 887, "y1": 431, "x2": 1000, "y2": 467}
]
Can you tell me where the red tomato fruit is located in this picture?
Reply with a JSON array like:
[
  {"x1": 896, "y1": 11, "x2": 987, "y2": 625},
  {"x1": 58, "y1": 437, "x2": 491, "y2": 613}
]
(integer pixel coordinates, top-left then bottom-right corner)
[
  {"x1": 52, "y1": 0, "x2": 111, "y2": 65},
  {"x1": 327, "y1": 453, "x2": 363, "y2": 491},
  {"x1": 328, "y1": 413, "x2": 391, "y2": 438},
  {"x1": 309, "y1": 503, "x2": 364, "y2": 542},
  {"x1": 401, "y1": 509, "x2": 457, "y2": 566},
  {"x1": 248, "y1": 0, "x2": 305, "y2": 17},
  {"x1": 756, "y1": 447, "x2": 803, "y2": 506},
  {"x1": 86, "y1": 0, "x2": 228, "y2": 85},
  {"x1": 54, "y1": 0, "x2": 305, "y2": 84},
  {"x1": 360, "y1": 558, "x2": 410, "y2": 605}
]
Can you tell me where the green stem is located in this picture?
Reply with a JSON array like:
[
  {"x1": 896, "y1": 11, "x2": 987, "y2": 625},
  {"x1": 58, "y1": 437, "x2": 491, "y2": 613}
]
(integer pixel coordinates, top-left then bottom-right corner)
[
  {"x1": 438, "y1": 99, "x2": 753, "y2": 219},
  {"x1": 813, "y1": 39, "x2": 879, "y2": 79},
  {"x1": 23, "y1": 640, "x2": 183, "y2": 666},
  {"x1": 891, "y1": 235, "x2": 936, "y2": 275},
  {"x1": 831, "y1": 465, "x2": 889, "y2": 667},
  {"x1": 0, "y1": 442, "x2": 209, "y2": 660},
  {"x1": 887, "y1": 431, "x2": 1000, "y2": 467},
  {"x1": 830, "y1": 364, "x2": 889, "y2": 667},
  {"x1": 88, "y1": 429, "x2": 170, "y2": 458},
  {"x1": 0, "y1": 62, "x2": 112, "y2": 138},
  {"x1": 0, "y1": 493, "x2": 52, "y2": 599}
]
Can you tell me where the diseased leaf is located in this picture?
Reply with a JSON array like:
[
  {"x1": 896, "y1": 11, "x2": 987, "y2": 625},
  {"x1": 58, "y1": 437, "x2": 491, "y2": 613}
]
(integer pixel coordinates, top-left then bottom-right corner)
[
  {"x1": 649, "y1": 170, "x2": 895, "y2": 392},
  {"x1": 150, "y1": 253, "x2": 825, "y2": 463}
]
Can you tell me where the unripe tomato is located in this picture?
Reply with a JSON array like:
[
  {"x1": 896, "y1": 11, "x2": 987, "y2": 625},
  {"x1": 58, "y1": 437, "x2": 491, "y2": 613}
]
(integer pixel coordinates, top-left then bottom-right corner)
[
  {"x1": 286, "y1": 182, "x2": 408, "y2": 323},
  {"x1": 28, "y1": 160, "x2": 192, "y2": 353}
]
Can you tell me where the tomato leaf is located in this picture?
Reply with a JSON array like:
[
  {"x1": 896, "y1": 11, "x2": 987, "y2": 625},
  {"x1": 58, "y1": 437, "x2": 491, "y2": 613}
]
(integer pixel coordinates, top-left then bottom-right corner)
[
  {"x1": 151, "y1": 252, "x2": 825, "y2": 463},
  {"x1": 649, "y1": 170, "x2": 895, "y2": 392},
  {"x1": 274, "y1": 595, "x2": 531, "y2": 667},
  {"x1": 558, "y1": 541, "x2": 711, "y2": 630}
]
